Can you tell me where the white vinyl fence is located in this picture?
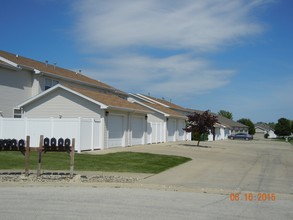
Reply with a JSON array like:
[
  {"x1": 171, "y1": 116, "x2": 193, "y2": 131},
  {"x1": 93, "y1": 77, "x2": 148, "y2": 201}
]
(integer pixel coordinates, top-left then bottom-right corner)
[{"x1": 0, "y1": 117, "x2": 101, "y2": 152}]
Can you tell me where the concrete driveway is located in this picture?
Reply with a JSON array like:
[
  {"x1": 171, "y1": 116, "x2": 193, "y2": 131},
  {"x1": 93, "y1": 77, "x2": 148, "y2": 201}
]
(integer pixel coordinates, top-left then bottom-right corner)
[{"x1": 91, "y1": 139, "x2": 293, "y2": 196}]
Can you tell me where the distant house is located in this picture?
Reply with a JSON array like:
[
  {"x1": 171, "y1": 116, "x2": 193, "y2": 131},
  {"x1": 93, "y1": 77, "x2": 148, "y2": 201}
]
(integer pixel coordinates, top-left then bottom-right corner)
[
  {"x1": 255, "y1": 123, "x2": 277, "y2": 139},
  {"x1": 185, "y1": 109, "x2": 248, "y2": 141}
]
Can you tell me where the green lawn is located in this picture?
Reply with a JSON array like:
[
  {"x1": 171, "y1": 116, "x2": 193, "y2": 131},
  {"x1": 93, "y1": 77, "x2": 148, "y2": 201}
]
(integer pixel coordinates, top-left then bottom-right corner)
[{"x1": 0, "y1": 151, "x2": 191, "y2": 174}]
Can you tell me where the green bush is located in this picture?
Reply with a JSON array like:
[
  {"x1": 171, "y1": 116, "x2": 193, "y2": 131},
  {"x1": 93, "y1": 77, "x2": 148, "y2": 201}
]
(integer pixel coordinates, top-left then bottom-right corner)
[{"x1": 192, "y1": 132, "x2": 208, "y2": 141}]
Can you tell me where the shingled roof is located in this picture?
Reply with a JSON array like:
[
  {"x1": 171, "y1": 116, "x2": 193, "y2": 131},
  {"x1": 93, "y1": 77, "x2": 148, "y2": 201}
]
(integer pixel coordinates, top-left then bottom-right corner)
[
  {"x1": 0, "y1": 50, "x2": 122, "y2": 93},
  {"x1": 18, "y1": 84, "x2": 151, "y2": 114},
  {"x1": 129, "y1": 94, "x2": 186, "y2": 118},
  {"x1": 66, "y1": 86, "x2": 150, "y2": 113}
]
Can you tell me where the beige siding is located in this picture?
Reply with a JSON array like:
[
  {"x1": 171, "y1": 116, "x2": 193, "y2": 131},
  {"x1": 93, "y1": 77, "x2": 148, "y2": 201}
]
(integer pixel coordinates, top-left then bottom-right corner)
[
  {"x1": 0, "y1": 68, "x2": 33, "y2": 117},
  {"x1": 23, "y1": 88, "x2": 103, "y2": 118}
]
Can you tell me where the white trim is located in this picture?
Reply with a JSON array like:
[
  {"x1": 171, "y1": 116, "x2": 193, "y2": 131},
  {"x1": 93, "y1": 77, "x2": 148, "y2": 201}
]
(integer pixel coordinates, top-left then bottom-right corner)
[
  {"x1": 136, "y1": 94, "x2": 170, "y2": 108},
  {"x1": 128, "y1": 97, "x2": 170, "y2": 117},
  {"x1": 0, "y1": 56, "x2": 19, "y2": 68}
]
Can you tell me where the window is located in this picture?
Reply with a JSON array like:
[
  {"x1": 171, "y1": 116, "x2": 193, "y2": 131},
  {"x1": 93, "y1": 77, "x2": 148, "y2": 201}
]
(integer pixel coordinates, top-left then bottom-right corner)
[
  {"x1": 45, "y1": 78, "x2": 59, "y2": 90},
  {"x1": 13, "y1": 108, "x2": 22, "y2": 118}
]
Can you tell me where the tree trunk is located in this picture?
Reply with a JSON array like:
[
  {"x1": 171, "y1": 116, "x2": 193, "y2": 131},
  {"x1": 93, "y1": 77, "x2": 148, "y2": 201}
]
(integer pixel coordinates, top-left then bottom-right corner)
[{"x1": 197, "y1": 139, "x2": 200, "y2": 146}]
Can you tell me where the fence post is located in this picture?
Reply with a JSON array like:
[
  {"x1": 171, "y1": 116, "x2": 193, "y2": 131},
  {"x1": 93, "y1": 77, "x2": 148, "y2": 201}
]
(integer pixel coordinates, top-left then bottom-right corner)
[
  {"x1": 25, "y1": 136, "x2": 30, "y2": 176},
  {"x1": 70, "y1": 138, "x2": 75, "y2": 177},
  {"x1": 37, "y1": 135, "x2": 44, "y2": 177}
]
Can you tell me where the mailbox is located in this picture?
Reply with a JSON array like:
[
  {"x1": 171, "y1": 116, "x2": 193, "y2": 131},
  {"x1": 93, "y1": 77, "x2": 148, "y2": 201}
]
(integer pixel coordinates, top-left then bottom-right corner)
[
  {"x1": 11, "y1": 139, "x2": 17, "y2": 150},
  {"x1": 4, "y1": 139, "x2": 11, "y2": 150},
  {"x1": 51, "y1": 137, "x2": 57, "y2": 150},
  {"x1": 0, "y1": 139, "x2": 3, "y2": 149},
  {"x1": 18, "y1": 139, "x2": 25, "y2": 150},
  {"x1": 65, "y1": 138, "x2": 71, "y2": 151},
  {"x1": 58, "y1": 138, "x2": 64, "y2": 151},
  {"x1": 44, "y1": 137, "x2": 50, "y2": 151}
]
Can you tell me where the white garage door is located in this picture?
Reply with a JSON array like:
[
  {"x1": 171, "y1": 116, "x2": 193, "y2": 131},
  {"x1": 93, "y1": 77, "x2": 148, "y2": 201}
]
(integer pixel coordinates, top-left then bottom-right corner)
[
  {"x1": 131, "y1": 116, "x2": 144, "y2": 145},
  {"x1": 108, "y1": 115, "x2": 124, "y2": 148},
  {"x1": 167, "y1": 119, "x2": 176, "y2": 142},
  {"x1": 178, "y1": 120, "x2": 185, "y2": 141}
]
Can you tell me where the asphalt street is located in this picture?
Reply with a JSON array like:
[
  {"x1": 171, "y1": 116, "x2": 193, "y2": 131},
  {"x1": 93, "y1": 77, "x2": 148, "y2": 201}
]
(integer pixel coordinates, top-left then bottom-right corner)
[
  {"x1": 0, "y1": 139, "x2": 292, "y2": 219},
  {"x1": 0, "y1": 187, "x2": 292, "y2": 220}
]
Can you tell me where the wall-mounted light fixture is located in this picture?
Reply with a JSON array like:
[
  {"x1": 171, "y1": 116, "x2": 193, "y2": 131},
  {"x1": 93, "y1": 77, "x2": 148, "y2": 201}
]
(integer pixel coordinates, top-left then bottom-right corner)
[
  {"x1": 145, "y1": 115, "x2": 148, "y2": 120},
  {"x1": 105, "y1": 111, "x2": 109, "y2": 116}
]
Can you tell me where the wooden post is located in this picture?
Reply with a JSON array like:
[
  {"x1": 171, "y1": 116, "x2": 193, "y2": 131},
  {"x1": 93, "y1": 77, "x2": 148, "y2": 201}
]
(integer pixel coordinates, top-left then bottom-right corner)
[
  {"x1": 37, "y1": 135, "x2": 44, "y2": 177},
  {"x1": 70, "y1": 138, "x2": 75, "y2": 177},
  {"x1": 25, "y1": 136, "x2": 30, "y2": 176}
]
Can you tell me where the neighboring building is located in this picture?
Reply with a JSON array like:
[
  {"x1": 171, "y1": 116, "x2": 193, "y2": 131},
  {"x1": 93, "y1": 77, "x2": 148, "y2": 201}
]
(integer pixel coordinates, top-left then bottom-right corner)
[
  {"x1": 128, "y1": 94, "x2": 190, "y2": 143},
  {"x1": 0, "y1": 50, "x2": 125, "y2": 118},
  {"x1": 0, "y1": 50, "x2": 190, "y2": 150},
  {"x1": 17, "y1": 84, "x2": 151, "y2": 149},
  {"x1": 255, "y1": 123, "x2": 277, "y2": 139}
]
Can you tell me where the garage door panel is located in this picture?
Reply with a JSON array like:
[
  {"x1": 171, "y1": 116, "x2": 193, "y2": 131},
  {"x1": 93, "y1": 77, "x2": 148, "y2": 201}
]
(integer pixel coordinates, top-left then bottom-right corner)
[
  {"x1": 108, "y1": 115, "x2": 124, "y2": 147},
  {"x1": 167, "y1": 119, "x2": 176, "y2": 142},
  {"x1": 178, "y1": 121, "x2": 185, "y2": 141},
  {"x1": 132, "y1": 116, "x2": 144, "y2": 145}
]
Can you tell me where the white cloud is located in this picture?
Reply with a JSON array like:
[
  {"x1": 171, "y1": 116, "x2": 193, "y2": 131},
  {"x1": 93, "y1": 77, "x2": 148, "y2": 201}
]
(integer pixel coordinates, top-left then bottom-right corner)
[
  {"x1": 71, "y1": 0, "x2": 269, "y2": 97},
  {"x1": 73, "y1": 0, "x2": 265, "y2": 51},
  {"x1": 85, "y1": 54, "x2": 235, "y2": 99}
]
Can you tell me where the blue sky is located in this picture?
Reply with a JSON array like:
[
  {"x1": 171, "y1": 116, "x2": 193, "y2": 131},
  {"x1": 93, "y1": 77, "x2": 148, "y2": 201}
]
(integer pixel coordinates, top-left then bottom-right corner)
[{"x1": 1, "y1": 0, "x2": 292, "y2": 123}]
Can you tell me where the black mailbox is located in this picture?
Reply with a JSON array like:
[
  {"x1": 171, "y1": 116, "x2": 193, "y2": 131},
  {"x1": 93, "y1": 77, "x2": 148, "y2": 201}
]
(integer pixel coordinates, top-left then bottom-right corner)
[
  {"x1": 44, "y1": 137, "x2": 50, "y2": 150},
  {"x1": 11, "y1": 139, "x2": 17, "y2": 150},
  {"x1": 18, "y1": 139, "x2": 25, "y2": 150},
  {"x1": 58, "y1": 138, "x2": 64, "y2": 151},
  {"x1": 0, "y1": 139, "x2": 3, "y2": 149},
  {"x1": 65, "y1": 138, "x2": 70, "y2": 151},
  {"x1": 4, "y1": 139, "x2": 11, "y2": 150},
  {"x1": 51, "y1": 138, "x2": 56, "y2": 146},
  {"x1": 51, "y1": 137, "x2": 57, "y2": 150}
]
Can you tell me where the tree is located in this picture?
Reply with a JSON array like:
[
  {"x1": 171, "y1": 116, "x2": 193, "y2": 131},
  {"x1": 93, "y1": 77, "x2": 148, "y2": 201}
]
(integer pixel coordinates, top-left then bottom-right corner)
[
  {"x1": 184, "y1": 110, "x2": 218, "y2": 146},
  {"x1": 237, "y1": 118, "x2": 255, "y2": 135},
  {"x1": 274, "y1": 118, "x2": 291, "y2": 137},
  {"x1": 218, "y1": 110, "x2": 233, "y2": 120}
]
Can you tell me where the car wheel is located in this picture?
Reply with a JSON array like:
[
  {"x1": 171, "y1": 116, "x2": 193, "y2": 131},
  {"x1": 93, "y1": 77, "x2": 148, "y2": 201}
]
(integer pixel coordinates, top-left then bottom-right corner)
[
  {"x1": 245, "y1": 137, "x2": 249, "y2": 141},
  {"x1": 230, "y1": 137, "x2": 234, "y2": 140}
]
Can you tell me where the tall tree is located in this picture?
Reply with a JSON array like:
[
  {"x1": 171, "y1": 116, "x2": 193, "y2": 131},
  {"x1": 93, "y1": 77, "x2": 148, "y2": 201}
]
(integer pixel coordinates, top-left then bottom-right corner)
[
  {"x1": 218, "y1": 110, "x2": 233, "y2": 120},
  {"x1": 184, "y1": 110, "x2": 218, "y2": 146},
  {"x1": 237, "y1": 118, "x2": 255, "y2": 135},
  {"x1": 274, "y1": 118, "x2": 291, "y2": 137}
]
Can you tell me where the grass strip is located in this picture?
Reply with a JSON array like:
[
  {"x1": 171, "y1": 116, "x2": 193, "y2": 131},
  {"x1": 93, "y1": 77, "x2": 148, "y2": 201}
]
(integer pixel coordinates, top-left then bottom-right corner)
[{"x1": 0, "y1": 151, "x2": 191, "y2": 174}]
